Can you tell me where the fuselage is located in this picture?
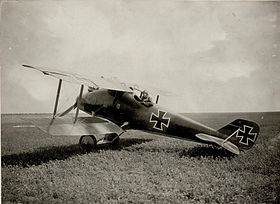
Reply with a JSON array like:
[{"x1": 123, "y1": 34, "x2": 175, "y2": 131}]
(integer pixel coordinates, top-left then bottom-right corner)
[{"x1": 78, "y1": 89, "x2": 225, "y2": 144}]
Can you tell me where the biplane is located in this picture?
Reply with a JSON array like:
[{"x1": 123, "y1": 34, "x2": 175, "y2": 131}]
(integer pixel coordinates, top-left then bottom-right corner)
[{"x1": 22, "y1": 64, "x2": 260, "y2": 155}]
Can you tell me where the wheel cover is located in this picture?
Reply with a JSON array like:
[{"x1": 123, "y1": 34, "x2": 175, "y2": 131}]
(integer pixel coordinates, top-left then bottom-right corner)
[{"x1": 79, "y1": 135, "x2": 96, "y2": 152}]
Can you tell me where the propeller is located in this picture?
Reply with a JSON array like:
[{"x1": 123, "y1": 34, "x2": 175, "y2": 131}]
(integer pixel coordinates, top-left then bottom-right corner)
[
  {"x1": 58, "y1": 102, "x2": 77, "y2": 117},
  {"x1": 57, "y1": 84, "x2": 85, "y2": 121}
]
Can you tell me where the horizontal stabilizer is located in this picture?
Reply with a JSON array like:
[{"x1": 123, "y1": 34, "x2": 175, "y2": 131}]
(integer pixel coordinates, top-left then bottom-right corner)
[
  {"x1": 22, "y1": 116, "x2": 124, "y2": 138},
  {"x1": 196, "y1": 133, "x2": 240, "y2": 155}
]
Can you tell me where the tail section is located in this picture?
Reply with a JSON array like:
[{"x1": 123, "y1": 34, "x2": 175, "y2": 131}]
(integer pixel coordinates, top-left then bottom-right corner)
[{"x1": 218, "y1": 119, "x2": 260, "y2": 151}]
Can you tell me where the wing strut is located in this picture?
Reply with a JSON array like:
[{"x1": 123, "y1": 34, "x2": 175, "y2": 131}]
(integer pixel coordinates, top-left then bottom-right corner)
[
  {"x1": 53, "y1": 79, "x2": 62, "y2": 118},
  {"x1": 156, "y1": 95, "x2": 159, "y2": 104},
  {"x1": 74, "y1": 84, "x2": 84, "y2": 123}
]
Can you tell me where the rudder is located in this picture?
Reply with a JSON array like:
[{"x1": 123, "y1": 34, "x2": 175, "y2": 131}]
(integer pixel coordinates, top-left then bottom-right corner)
[{"x1": 218, "y1": 119, "x2": 260, "y2": 151}]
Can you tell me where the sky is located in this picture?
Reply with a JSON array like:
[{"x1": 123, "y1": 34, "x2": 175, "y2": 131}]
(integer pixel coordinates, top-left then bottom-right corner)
[{"x1": 1, "y1": 0, "x2": 279, "y2": 113}]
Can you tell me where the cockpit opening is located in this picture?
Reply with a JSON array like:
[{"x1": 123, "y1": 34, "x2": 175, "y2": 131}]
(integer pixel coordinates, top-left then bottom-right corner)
[{"x1": 133, "y1": 90, "x2": 153, "y2": 107}]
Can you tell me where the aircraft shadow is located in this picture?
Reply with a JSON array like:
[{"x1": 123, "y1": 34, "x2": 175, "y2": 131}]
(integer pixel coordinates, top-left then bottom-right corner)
[
  {"x1": 1, "y1": 144, "x2": 81, "y2": 167},
  {"x1": 93, "y1": 138, "x2": 153, "y2": 151},
  {"x1": 120, "y1": 138, "x2": 153, "y2": 148},
  {"x1": 179, "y1": 145, "x2": 236, "y2": 159},
  {"x1": 1, "y1": 138, "x2": 152, "y2": 167}
]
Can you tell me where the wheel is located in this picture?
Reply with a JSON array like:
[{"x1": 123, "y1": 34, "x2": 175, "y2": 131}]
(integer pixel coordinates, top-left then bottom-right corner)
[{"x1": 79, "y1": 135, "x2": 97, "y2": 153}]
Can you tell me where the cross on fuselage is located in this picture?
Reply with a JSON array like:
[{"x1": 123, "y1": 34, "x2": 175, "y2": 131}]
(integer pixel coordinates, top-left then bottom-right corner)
[{"x1": 150, "y1": 110, "x2": 170, "y2": 131}]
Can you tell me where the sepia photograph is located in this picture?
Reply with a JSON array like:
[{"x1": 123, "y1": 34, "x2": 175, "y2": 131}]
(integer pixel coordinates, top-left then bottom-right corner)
[{"x1": 1, "y1": 0, "x2": 280, "y2": 203}]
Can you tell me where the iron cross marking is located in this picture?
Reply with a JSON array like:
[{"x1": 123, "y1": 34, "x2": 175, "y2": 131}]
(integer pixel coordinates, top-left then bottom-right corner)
[
  {"x1": 150, "y1": 110, "x2": 170, "y2": 131},
  {"x1": 234, "y1": 125, "x2": 257, "y2": 146}
]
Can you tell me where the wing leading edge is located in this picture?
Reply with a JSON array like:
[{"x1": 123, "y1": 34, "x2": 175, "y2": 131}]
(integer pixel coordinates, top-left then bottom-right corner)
[{"x1": 22, "y1": 64, "x2": 132, "y2": 93}]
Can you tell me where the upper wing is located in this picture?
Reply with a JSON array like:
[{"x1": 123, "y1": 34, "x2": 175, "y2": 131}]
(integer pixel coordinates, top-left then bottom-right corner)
[
  {"x1": 23, "y1": 116, "x2": 124, "y2": 139},
  {"x1": 22, "y1": 64, "x2": 132, "y2": 93}
]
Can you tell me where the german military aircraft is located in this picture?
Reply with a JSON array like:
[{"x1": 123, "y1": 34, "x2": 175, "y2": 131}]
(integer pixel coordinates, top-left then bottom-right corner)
[{"x1": 22, "y1": 64, "x2": 260, "y2": 155}]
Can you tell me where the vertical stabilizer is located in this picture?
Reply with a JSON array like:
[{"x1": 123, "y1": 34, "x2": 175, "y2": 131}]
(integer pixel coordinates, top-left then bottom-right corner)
[{"x1": 218, "y1": 119, "x2": 260, "y2": 151}]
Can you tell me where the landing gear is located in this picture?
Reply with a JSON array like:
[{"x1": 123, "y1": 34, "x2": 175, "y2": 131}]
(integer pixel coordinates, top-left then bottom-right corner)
[
  {"x1": 79, "y1": 135, "x2": 97, "y2": 153},
  {"x1": 79, "y1": 133, "x2": 121, "y2": 152},
  {"x1": 103, "y1": 133, "x2": 120, "y2": 150},
  {"x1": 111, "y1": 135, "x2": 120, "y2": 150}
]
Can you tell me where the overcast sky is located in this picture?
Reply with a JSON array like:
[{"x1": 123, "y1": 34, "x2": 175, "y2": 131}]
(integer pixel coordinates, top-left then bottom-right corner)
[{"x1": 1, "y1": 0, "x2": 279, "y2": 113}]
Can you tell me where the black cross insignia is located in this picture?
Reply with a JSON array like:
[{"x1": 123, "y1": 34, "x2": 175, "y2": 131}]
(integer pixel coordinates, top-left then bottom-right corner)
[
  {"x1": 234, "y1": 125, "x2": 257, "y2": 145},
  {"x1": 150, "y1": 110, "x2": 170, "y2": 131}
]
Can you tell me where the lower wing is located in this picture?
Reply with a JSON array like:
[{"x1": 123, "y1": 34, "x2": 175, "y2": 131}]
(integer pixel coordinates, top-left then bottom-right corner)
[{"x1": 23, "y1": 116, "x2": 124, "y2": 139}]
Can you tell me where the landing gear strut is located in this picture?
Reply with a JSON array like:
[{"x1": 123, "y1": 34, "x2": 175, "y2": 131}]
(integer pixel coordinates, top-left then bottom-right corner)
[
  {"x1": 79, "y1": 135, "x2": 97, "y2": 153},
  {"x1": 103, "y1": 133, "x2": 120, "y2": 150},
  {"x1": 111, "y1": 134, "x2": 120, "y2": 150}
]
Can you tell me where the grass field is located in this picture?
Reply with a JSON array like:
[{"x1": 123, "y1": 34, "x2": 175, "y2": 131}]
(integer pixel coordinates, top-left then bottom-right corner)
[{"x1": 2, "y1": 112, "x2": 280, "y2": 203}]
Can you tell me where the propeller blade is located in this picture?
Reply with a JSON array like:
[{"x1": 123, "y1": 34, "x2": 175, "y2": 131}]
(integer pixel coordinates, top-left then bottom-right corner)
[{"x1": 58, "y1": 102, "x2": 77, "y2": 117}]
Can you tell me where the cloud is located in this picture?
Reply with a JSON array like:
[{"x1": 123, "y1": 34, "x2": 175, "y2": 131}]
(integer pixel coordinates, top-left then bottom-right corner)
[
  {"x1": 1, "y1": 1, "x2": 279, "y2": 113},
  {"x1": 42, "y1": 1, "x2": 226, "y2": 72}
]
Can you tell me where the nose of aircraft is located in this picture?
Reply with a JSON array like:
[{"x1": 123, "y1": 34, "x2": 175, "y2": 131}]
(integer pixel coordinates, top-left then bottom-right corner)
[
  {"x1": 58, "y1": 92, "x2": 91, "y2": 117},
  {"x1": 75, "y1": 89, "x2": 114, "y2": 113},
  {"x1": 76, "y1": 92, "x2": 95, "y2": 111}
]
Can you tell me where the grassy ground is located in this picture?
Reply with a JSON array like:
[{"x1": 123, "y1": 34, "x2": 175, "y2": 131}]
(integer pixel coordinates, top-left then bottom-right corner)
[{"x1": 2, "y1": 112, "x2": 280, "y2": 203}]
